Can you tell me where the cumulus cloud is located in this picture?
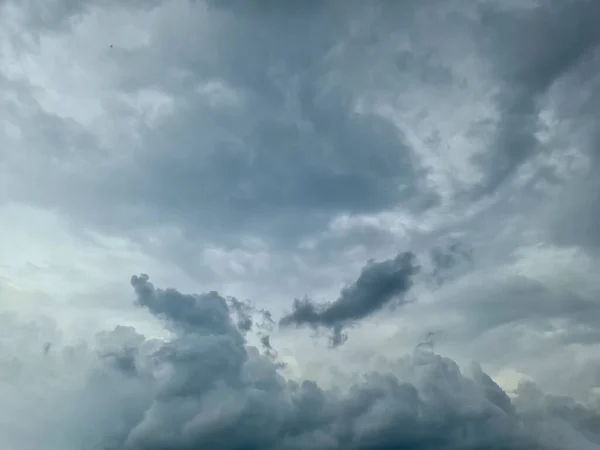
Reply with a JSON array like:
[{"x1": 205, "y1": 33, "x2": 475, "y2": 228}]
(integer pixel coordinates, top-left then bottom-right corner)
[
  {"x1": 280, "y1": 252, "x2": 419, "y2": 346},
  {"x1": 5, "y1": 276, "x2": 599, "y2": 450}
]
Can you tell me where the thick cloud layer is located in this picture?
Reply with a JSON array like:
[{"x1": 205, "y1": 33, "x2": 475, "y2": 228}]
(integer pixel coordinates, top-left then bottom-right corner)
[
  {"x1": 280, "y1": 252, "x2": 419, "y2": 346},
  {"x1": 12, "y1": 275, "x2": 594, "y2": 450},
  {"x1": 2, "y1": 1, "x2": 600, "y2": 449},
  {"x1": 16, "y1": 0, "x2": 600, "y2": 247}
]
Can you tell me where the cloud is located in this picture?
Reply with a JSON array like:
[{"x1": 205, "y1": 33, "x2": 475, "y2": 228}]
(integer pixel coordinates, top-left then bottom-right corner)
[
  {"x1": 4, "y1": 275, "x2": 600, "y2": 450},
  {"x1": 469, "y1": 0, "x2": 600, "y2": 197},
  {"x1": 427, "y1": 239, "x2": 474, "y2": 287},
  {"x1": 2, "y1": 0, "x2": 600, "y2": 253},
  {"x1": 1, "y1": 0, "x2": 436, "y2": 248},
  {"x1": 10, "y1": 0, "x2": 164, "y2": 31},
  {"x1": 3, "y1": 1, "x2": 600, "y2": 448},
  {"x1": 280, "y1": 252, "x2": 419, "y2": 346},
  {"x1": 0, "y1": 0, "x2": 486, "y2": 252},
  {"x1": 4, "y1": 0, "x2": 599, "y2": 284}
]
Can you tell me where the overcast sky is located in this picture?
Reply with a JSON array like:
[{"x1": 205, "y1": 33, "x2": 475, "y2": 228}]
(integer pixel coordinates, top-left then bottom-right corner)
[{"x1": 1, "y1": 0, "x2": 600, "y2": 449}]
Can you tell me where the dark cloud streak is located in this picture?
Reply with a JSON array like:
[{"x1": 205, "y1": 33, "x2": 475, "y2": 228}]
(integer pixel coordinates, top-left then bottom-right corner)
[{"x1": 280, "y1": 252, "x2": 419, "y2": 346}]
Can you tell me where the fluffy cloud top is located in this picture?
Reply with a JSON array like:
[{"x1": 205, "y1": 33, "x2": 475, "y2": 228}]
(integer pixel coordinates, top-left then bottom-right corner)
[{"x1": 3, "y1": 275, "x2": 597, "y2": 450}]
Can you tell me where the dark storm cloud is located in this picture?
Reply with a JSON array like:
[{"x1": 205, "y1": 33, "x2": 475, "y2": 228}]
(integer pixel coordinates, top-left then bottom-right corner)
[
  {"x1": 124, "y1": 13, "x2": 432, "y2": 245},
  {"x1": 130, "y1": 273, "x2": 244, "y2": 342},
  {"x1": 280, "y1": 252, "x2": 419, "y2": 346},
  {"x1": 3, "y1": 0, "x2": 600, "y2": 254},
  {"x1": 471, "y1": 0, "x2": 600, "y2": 196},
  {"x1": 484, "y1": 0, "x2": 600, "y2": 93},
  {"x1": 140, "y1": 96, "x2": 425, "y2": 242},
  {"x1": 3, "y1": 0, "x2": 440, "y2": 247},
  {"x1": 47, "y1": 275, "x2": 596, "y2": 450},
  {"x1": 5, "y1": 3, "x2": 600, "y2": 447},
  {"x1": 6, "y1": 0, "x2": 600, "y2": 252}
]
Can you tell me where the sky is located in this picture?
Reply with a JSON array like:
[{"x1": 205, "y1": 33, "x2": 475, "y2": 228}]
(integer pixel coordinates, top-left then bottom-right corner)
[{"x1": 1, "y1": 0, "x2": 600, "y2": 448}]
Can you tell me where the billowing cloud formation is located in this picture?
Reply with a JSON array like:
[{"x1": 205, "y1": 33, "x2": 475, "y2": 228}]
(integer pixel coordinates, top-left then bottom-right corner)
[
  {"x1": 280, "y1": 252, "x2": 419, "y2": 346},
  {"x1": 2, "y1": 1, "x2": 600, "y2": 449},
  {"x1": 9, "y1": 275, "x2": 595, "y2": 450}
]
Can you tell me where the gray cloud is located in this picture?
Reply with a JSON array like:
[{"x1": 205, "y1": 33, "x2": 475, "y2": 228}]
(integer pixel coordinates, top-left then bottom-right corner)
[
  {"x1": 4, "y1": 0, "x2": 599, "y2": 266},
  {"x1": 440, "y1": 270, "x2": 600, "y2": 352},
  {"x1": 513, "y1": 380, "x2": 600, "y2": 447},
  {"x1": 427, "y1": 239, "x2": 474, "y2": 287},
  {"x1": 469, "y1": 0, "x2": 600, "y2": 197},
  {"x1": 4, "y1": 275, "x2": 590, "y2": 450},
  {"x1": 130, "y1": 273, "x2": 244, "y2": 343},
  {"x1": 280, "y1": 252, "x2": 419, "y2": 346},
  {"x1": 1, "y1": 0, "x2": 599, "y2": 260},
  {"x1": 549, "y1": 169, "x2": 600, "y2": 254},
  {"x1": 14, "y1": 0, "x2": 164, "y2": 31},
  {"x1": 1, "y1": 0, "x2": 437, "y2": 249},
  {"x1": 3, "y1": 1, "x2": 600, "y2": 447}
]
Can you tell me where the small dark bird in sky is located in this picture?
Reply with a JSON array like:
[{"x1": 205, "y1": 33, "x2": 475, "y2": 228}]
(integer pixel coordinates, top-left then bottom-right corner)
[{"x1": 110, "y1": 44, "x2": 113, "y2": 48}]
